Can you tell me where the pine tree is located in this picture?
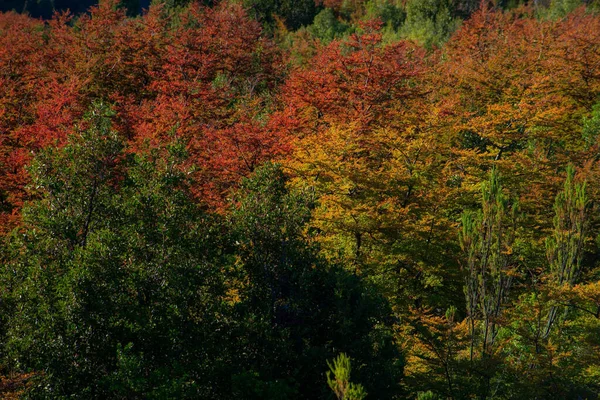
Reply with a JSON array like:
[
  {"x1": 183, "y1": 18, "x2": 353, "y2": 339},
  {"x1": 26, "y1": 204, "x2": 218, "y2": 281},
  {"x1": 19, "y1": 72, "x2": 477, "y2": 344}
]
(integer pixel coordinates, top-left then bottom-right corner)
[
  {"x1": 460, "y1": 167, "x2": 519, "y2": 360},
  {"x1": 544, "y1": 164, "x2": 588, "y2": 337},
  {"x1": 326, "y1": 353, "x2": 367, "y2": 400}
]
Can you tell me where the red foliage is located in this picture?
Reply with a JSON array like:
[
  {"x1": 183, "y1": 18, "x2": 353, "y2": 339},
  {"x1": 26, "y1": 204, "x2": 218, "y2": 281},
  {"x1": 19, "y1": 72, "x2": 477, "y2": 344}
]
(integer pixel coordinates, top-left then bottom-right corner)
[
  {"x1": 279, "y1": 20, "x2": 426, "y2": 136},
  {"x1": 128, "y1": 2, "x2": 286, "y2": 205},
  {"x1": 0, "y1": 12, "x2": 48, "y2": 231},
  {"x1": 550, "y1": 7, "x2": 600, "y2": 109},
  {"x1": 0, "y1": 1, "x2": 287, "y2": 230}
]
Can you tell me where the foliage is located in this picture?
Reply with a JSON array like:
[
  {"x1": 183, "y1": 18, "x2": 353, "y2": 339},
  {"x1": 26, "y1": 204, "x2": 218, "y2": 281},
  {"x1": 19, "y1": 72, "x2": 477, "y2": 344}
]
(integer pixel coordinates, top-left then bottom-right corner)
[
  {"x1": 307, "y1": 8, "x2": 351, "y2": 44},
  {"x1": 546, "y1": 164, "x2": 588, "y2": 289},
  {"x1": 401, "y1": 0, "x2": 460, "y2": 48},
  {"x1": 326, "y1": 353, "x2": 367, "y2": 400},
  {"x1": 2, "y1": 1, "x2": 600, "y2": 398},
  {"x1": 2, "y1": 102, "x2": 230, "y2": 398},
  {"x1": 227, "y1": 163, "x2": 404, "y2": 399},
  {"x1": 460, "y1": 168, "x2": 520, "y2": 360},
  {"x1": 242, "y1": 0, "x2": 321, "y2": 31}
]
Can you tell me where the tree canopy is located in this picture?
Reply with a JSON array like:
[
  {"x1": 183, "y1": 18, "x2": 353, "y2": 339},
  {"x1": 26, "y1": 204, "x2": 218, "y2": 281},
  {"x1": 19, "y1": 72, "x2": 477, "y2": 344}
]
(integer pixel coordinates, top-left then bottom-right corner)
[{"x1": 2, "y1": 0, "x2": 600, "y2": 398}]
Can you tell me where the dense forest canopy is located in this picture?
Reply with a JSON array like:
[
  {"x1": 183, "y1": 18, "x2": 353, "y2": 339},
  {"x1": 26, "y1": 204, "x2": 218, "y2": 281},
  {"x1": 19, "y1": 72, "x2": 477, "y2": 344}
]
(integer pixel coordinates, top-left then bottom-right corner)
[{"x1": 1, "y1": 0, "x2": 600, "y2": 398}]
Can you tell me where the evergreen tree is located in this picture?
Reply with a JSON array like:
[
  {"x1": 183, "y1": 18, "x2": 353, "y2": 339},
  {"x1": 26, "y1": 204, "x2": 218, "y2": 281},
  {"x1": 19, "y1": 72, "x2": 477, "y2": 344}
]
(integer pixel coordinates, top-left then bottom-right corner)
[
  {"x1": 459, "y1": 168, "x2": 519, "y2": 366},
  {"x1": 326, "y1": 353, "x2": 367, "y2": 400},
  {"x1": 544, "y1": 164, "x2": 588, "y2": 336}
]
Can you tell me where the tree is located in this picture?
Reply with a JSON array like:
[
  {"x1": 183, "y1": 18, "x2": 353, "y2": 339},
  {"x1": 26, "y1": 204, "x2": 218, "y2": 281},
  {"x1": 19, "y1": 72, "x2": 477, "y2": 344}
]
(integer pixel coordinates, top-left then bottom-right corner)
[
  {"x1": 0, "y1": 11, "x2": 48, "y2": 233},
  {"x1": 226, "y1": 163, "x2": 404, "y2": 399},
  {"x1": 282, "y1": 23, "x2": 463, "y2": 393},
  {"x1": 438, "y1": 4, "x2": 600, "y2": 219},
  {"x1": 459, "y1": 168, "x2": 519, "y2": 361},
  {"x1": 281, "y1": 24, "x2": 447, "y2": 304},
  {"x1": 326, "y1": 353, "x2": 367, "y2": 400},
  {"x1": 281, "y1": 20, "x2": 425, "y2": 132},
  {"x1": 0, "y1": 0, "x2": 288, "y2": 230},
  {"x1": 544, "y1": 164, "x2": 588, "y2": 336},
  {"x1": 307, "y1": 8, "x2": 351, "y2": 44},
  {"x1": 400, "y1": 306, "x2": 470, "y2": 400},
  {"x1": 401, "y1": 0, "x2": 460, "y2": 48},
  {"x1": 242, "y1": 0, "x2": 321, "y2": 32},
  {"x1": 1, "y1": 102, "x2": 229, "y2": 398}
]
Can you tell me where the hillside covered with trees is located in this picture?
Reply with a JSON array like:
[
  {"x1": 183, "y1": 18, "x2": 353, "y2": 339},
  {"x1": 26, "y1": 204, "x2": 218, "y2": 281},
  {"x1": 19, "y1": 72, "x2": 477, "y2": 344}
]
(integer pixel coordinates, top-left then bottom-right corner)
[{"x1": 1, "y1": 0, "x2": 600, "y2": 398}]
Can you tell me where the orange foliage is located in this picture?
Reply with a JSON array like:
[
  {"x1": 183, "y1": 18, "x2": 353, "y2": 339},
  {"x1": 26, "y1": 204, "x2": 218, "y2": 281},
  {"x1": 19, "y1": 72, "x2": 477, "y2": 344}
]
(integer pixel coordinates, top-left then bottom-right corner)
[{"x1": 439, "y1": 5, "x2": 600, "y2": 221}]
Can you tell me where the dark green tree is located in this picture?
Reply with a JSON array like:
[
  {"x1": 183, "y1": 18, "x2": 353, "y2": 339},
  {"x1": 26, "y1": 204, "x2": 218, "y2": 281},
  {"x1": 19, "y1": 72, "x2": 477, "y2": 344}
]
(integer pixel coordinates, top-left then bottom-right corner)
[
  {"x1": 243, "y1": 0, "x2": 321, "y2": 31},
  {"x1": 1, "y1": 102, "x2": 229, "y2": 398},
  {"x1": 226, "y1": 163, "x2": 404, "y2": 399}
]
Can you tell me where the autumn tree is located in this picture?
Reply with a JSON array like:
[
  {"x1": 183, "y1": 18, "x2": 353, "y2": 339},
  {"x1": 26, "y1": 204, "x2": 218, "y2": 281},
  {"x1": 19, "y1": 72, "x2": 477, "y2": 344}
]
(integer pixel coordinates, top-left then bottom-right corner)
[
  {"x1": 282, "y1": 20, "x2": 466, "y2": 318},
  {"x1": 438, "y1": 4, "x2": 600, "y2": 217},
  {"x1": 280, "y1": 19, "x2": 425, "y2": 132},
  {"x1": 0, "y1": 0, "x2": 288, "y2": 230},
  {"x1": 0, "y1": 12, "x2": 48, "y2": 233}
]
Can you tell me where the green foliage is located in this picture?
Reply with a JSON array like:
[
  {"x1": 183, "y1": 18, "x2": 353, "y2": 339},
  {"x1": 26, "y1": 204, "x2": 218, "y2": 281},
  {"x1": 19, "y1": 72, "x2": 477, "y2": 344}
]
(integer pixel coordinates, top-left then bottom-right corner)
[
  {"x1": 24, "y1": 101, "x2": 123, "y2": 250},
  {"x1": 540, "y1": 0, "x2": 584, "y2": 19},
  {"x1": 0, "y1": 109, "x2": 404, "y2": 398},
  {"x1": 401, "y1": 0, "x2": 460, "y2": 48},
  {"x1": 149, "y1": 0, "x2": 216, "y2": 12},
  {"x1": 227, "y1": 163, "x2": 404, "y2": 399},
  {"x1": 583, "y1": 102, "x2": 600, "y2": 149},
  {"x1": 364, "y1": 0, "x2": 405, "y2": 31},
  {"x1": 326, "y1": 353, "x2": 367, "y2": 400},
  {"x1": 2, "y1": 102, "x2": 229, "y2": 398},
  {"x1": 546, "y1": 164, "x2": 588, "y2": 287},
  {"x1": 543, "y1": 165, "x2": 588, "y2": 338},
  {"x1": 363, "y1": 0, "x2": 406, "y2": 43},
  {"x1": 416, "y1": 391, "x2": 441, "y2": 400},
  {"x1": 460, "y1": 168, "x2": 520, "y2": 359},
  {"x1": 243, "y1": 0, "x2": 321, "y2": 31},
  {"x1": 308, "y1": 8, "x2": 351, "y2": 43},
  {"x1": 150, "y1": 0, "x2": 194, "y2": 7}
]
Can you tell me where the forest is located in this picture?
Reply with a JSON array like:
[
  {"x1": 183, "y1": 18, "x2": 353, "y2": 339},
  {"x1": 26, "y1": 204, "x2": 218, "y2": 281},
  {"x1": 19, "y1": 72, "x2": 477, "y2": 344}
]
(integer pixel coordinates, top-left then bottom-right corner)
[{"x1": 1, "y1": 0, "x2": 600, "y2": 398}]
